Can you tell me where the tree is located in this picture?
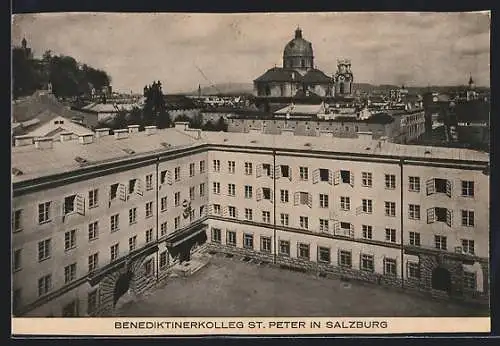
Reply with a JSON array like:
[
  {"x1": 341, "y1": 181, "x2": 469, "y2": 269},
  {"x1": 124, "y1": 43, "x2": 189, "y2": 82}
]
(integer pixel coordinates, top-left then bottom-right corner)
[{"x1": 143, "y1": 81, "x2": 170, "y2": 128}]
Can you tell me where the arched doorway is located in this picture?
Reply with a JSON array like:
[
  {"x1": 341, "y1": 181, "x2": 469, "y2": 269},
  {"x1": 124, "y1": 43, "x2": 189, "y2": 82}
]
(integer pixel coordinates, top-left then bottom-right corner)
[
  {"x1": 431, "y1": 267, "x2": 451, "y2": 292},
  {"x1": 113, "y1": 271, "x2": 132, "y2": 306}
]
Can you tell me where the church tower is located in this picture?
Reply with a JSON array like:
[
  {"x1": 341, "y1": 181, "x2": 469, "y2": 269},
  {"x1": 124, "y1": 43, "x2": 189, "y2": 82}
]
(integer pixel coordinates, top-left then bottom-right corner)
[
  {"x1": 334, "y1": 59, "x2": 354, "y2": 97},
  {"x1": 282, "y1": 27, "x2": 314, "y2": 73}
]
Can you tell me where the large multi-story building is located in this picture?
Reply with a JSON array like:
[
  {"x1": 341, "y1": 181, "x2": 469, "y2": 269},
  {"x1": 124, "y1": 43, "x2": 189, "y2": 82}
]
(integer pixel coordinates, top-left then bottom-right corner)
[{"x1": 12, "y1": 122, "x2": 489, "y2": 317}]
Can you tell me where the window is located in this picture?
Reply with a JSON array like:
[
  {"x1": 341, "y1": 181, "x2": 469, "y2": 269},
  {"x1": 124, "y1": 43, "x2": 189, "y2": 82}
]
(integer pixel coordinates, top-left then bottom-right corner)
[
  {"x1": 385, "y1": 201, "x2": 396, "y2": 217},
  {"x1": 407, "y1": 262, "x2": 420, "y2": 279},
  {"x1": 13, "y1": 209, "x2": 23, "y2": 232},
  {"x1": 279, "y1": 240, "x2": 290, "y2": 256},
  {"x1": 189, "y1": 163, "x2": 195, "y2": 177},
  {"x1": 408, "y1": 177, "x2": 420, "y2": 192},
  {"x1": 129, "y1": 235, "x2": 137, "y2": 251},
  {"x1": 428, "y1": 207, "x2": 452, "y2": 226},
  {"x1": 362, "y1": 172, "x2": 372, "y2": 187},
  {"x1": 262, "y1": 211, "x2": 271, "y2": 223},
  {"x1": 243, "y1": 234, "x2": 254, "y2": 249},
  {"x1": 64, "y1": 263, "x2": 77, "y2": 283},
  {"x1": 280, "y1": 189, "x2": 289, "y2": 203},
  {"x1": 88, "y1": 253, "x2": 98, "y2": 272},
  {"x1": 434, "y1": 235, "x2": 447, "y2": 250},
  {"x1": 280, "y1": 165, "x2": 290, "y2": 178},
  {"x1": 110, "y1": 183, "x2": 119, "y2": 200},
  {"x1": 280, "y1": 213, "x2": 289, "y2": 226},
  {"x1": 245, "y1": 208, "x2": 253, "y2": 221},
  {"x1": 160, "y1": 222, "x2": 168, "y2": 236},
  {"x1": 362, "y1": 225, "x2": 373, "y2": 239},
  {"x1": 409, "y1": 232, "x2": 421, "y2": 246},
  {"x1": 160, "y1": 251, "x2": 167, "y2": 269},
  {"x1": 461, "y1": 181, "x2": 474, "y2": 197},
  {"x1": 462, "y1": 210, "x2": 475, "y2": 227},
  {"x1": 339, "y1": 250, "x2": 352, "y2": 268},
  {"x1": 463, "y1": 271, "x2": 477, "y2": 290},
  {"x1": 13, "y1": 249, "x2": 22, "y2": 271},
  {"x1": 213, "y1": 182, "x2": 221, "y2": 195},
  {"x1": 64, "y1": 229, "x2": 77, "y2": 251},
  {"x1": 384, "y1": 258, "x2": 397, "y2": 276},
  {"x1": 161, "y1": 196, "x2": 168, "y2": 211},
  {"x1": 200, "y1": 160, "x2": 206, "y2": 174},
  {"x1": 228, "y1": 206, "x2": 237, "y2": 218},
  {"x1": 89, "y1": 189, "x2": 98, "y2": 208},
  {"x1": 213, "y1": 204, "x2": 221, "y2": 215},
  {"x1": 262, "y1": 163, "x2": 272, "y2": 177},
  {"x1": 228, "y1": 161, "x2": 235, "y2": 174},
  {"x1": 340, "y1": 170, "x2": 351, "y2": 184},
  {"x1": 174, "y1": 192, "x2": 180, "y2": 206},
  {"x1": 244, "y1": 162, "x2": 253, "y2": 175},
  {"x1": 318, "y1": 247, "x2": 330, "y2": 263},
  {"x1": 174, "y1": 166, "x2": 181, "y2": 181},
  {"x1": 299, "y1": 166, "x2": 309, "y2": 180},
  {"x1": 297, "y1": 243, "x2": 310, "y2": 260},
  {"x1": 385, "y1": 228, "x2": 396, "y2": 243},
  {"x1": 244, "y1": 185, "x2": 253, "y2": 199},
  {"x1": 262, "y1": 187, "x2": 272, "y2": 200},
  {"x1": 110, "y1": 243, "x2": 119, "y2": 261},
  {"x1": 228, "y1": 184, "x2": 236, "y2": 197},
  {"x1": 340, "y1": 196, "x2": 350, "y2": 211},
  {"x1": 128, "y1": 179, "x2": 137, "y2": 194},
  {"x1": 462, "y1": 239, "x2": 475, "y2": 255},
  {"x1": 146, "y1": 228, "x2": 153, "y2": 243},
  {"x1": 408, "y1": 204, "x2": 421, "y2": 220},
  {"x1": 129, "y1": 208, "x2": 137, "y2": 224},
  {"x1": 211, "y1": 228, "x2": 221, "y2": 243},
  {"x1": 360, "y1": 254, "x2": 374, "y2": 272},
  {"x1": 145, "y1": 174, "x2": 153, "y2": 190},
  {"x1": 38, "y1": 274, "x2": 52, "y2": 296},
  {"x1": 362, "y1": 199, "x2": 373, "y2": 213},
  {"x1": 174, "y1": 216, "x2": 180, "y2": 229},
  {"x1": 160, "y1": 171, "x2": 168, "y2": 185},
  {"x1": 38, "y1": 202, "x2": 51, "y2": 224},
  {"x1": 63, "y1": 195, "x2": 78, "y2": 215},
  {"x1": 299, "y1": 216, "x2": 309, "y2": 230},
  {"x1": 145, "y1": 202, "x2": 153, "y2": 218},
  {"x1": 144, "y1": 259, "x2": 154, "y2": 276},
  {"x1": 427, "y1": 178, "x2": 452, "y2": 197},
  {"x1": 189, "y1": 186, "x2": 195, "y2": 201},
  {"x1": 213, "y1": 160, "x2": 220, "y2": 172},
  {"x1": 199, "y1": 183, "x2": 205, "y2": 197},
  {"x1": 260, "y1": 237, "x2": 272, "y2": 253},
  {"x1": 226, "y1": 230, "x2": 236, "y2": 246},
  {"x1": 319, "y1": 194, "x2": 329, "y2": 208},
  {"x1": 38, "y1": 239, "x2": 51, "y2": 261},
  {"x1": 385, "y1": 174, "x2": 396, "y2": 189},
  {"x1": 87, "y1": 290, "x2": 98, "y2": 315},
  {"x1": 319, "y1": 219, "x2": 329, "y2": 233}
]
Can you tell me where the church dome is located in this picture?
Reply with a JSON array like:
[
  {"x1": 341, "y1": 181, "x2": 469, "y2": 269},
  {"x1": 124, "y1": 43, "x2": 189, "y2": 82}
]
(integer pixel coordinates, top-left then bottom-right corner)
[{"x1": 283, "y1": 28, "x2": 314, "y2": 70}]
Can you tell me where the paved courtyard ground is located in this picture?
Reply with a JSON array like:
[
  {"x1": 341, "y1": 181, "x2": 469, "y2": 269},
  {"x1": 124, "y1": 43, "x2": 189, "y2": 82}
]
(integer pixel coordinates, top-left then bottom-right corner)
[{"x1": 117, "y1": 254, "x2": 489, "y2": 317}]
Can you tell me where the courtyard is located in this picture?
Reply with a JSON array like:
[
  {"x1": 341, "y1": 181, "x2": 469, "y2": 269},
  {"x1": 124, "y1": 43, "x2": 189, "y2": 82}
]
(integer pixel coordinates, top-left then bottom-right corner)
[{"x1": 116, "y1": 254, "x2": 489, "y2": 317}]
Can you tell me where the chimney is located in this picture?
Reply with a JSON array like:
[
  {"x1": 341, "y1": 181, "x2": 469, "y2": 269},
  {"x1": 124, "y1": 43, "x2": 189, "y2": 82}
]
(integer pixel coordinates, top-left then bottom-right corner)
[
  {"x1": 34, "y1": 137, "x2": 53, "y2": 149},
  {"x1": 60, "y1": 132, "x2": 74, "y2": 142},
  {"x1": 174, "y1": 122, "x2": 189, "y2": 131},
  {"x1": 79, "y1": 134, "x2": 94, "y2": 145},
  {"x1": 128, "y1": 125, "x2": 140, "y2": 133},
  {"x1": 144, "y1": 125, "x2": 157, "y2": 135},
  {"x1": 281, "y1": 128, "x2": 295, "y2": 136},
  {"x1": 95, "y1": 128, "x2": 110, "y2": 138},
  {"x1": 357, "y1": 131, "x2": 373, "y2": 142},
  {"x1": 114, "y1": 129, "x2": 129, "y2": 140},
  {"x1": 14, "y1": 135, "x2": 34, "y2": 147}
]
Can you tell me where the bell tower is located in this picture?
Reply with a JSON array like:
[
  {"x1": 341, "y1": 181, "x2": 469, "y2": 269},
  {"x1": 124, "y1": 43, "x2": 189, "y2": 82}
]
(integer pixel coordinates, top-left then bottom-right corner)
[{"x1": 334, "y1": 59, "x2": 354, "y2": 97}]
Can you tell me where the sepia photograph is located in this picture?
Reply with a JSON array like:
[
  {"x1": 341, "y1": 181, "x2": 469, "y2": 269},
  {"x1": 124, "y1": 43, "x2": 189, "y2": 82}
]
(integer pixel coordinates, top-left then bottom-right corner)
[{"x1": 11, "y1": 11, "x2": 491, "y2": 334}]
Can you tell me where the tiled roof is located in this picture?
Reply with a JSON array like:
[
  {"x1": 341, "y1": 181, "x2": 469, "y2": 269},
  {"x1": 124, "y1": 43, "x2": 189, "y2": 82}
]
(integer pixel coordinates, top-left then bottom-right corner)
[
  {"x1": 301, "y1": 69, "x2": 332, "y2": 83},
  {"x1": 254, "y1": 68, "x2": 303, "y2": 83}
]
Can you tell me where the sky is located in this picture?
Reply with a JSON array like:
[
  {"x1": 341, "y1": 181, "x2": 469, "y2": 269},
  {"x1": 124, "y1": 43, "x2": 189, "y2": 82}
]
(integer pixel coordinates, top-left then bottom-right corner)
[{"x1": 12, "y1": 12, "x2": 490, "y2": 94}]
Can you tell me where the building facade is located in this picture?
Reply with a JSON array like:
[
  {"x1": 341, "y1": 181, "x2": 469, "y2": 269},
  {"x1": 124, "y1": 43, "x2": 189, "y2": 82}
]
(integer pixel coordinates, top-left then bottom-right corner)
[{"x1": 12, "y1": 123, "x2": 489, "y2": 317}]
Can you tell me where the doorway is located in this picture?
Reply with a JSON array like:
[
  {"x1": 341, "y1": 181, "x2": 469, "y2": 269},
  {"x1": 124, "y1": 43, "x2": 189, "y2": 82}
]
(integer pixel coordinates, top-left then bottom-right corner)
[
  {"x1": 431, "y1": 267, "x2": 451, "y2": 292},
  {"x1": 114, "y1": 271, "x2": 132, "y2": 306}
]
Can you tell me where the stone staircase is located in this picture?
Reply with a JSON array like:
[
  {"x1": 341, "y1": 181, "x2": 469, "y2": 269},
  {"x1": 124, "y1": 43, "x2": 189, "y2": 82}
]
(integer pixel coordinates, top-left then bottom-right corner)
[{"x1": 171, "y1": 252, "x2": 210, "y2": 277}]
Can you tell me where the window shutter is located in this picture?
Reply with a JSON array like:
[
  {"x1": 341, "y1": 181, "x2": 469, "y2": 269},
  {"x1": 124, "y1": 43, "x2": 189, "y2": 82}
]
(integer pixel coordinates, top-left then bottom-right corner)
[
  {"x1": 234, "y1": 208, "x2": 238, "y2": 219},
  {"x1": 334, "y1": 221, "x2": 340, "y2": 235},
  {"x1": 136, "y1": 180, "x2": 143, "y2": 196},
  {"x1": 446, "y1": 180, "x2": 452, "y2": 198},
  {"x1": 446, "y1": 209, "x2": 452, "y2": 227},
  {"x1": 118, "y1": 184, "x2": 127, "y2": 201},
  {"x1": 333, "y1": 171, "x2": 340, "y2": 185},
  {"x1": 312, "y1": 169, "x2": 320, "y2": 184},
  {"x1": 270, "y1": 189, "x2": 274, "y2": 203},
  {"x1": 256, "y1": 188, "x2": 263, "y2": 201},
  {"x1": 76, "y1": 195, "x2": 85, "y2": 215},
  {"x1": 256, "y1": 164, "x2": 262, "y2": 178},
  {"x1": 208, "y1": 204, "x2": 214, "y2": 215},
  {"x1": 307, "y1": 193, "x2": 312, "y2": 208},
  {"x1": 222, "y1": 206, "x2": 228, "y2": 217},
  {"x1": 350, "y1": 172, "x2": 354, "y2": 187},
  {"x1": 356, "y1": 206, "x2": 363, "y2": 215},
  {"x1": 274, "y1": 166, "x2": 281, "y2": 179},
  {"x1": 349, "y1": 223, "x2": 354, "y2": 238},
  {"x1": 427, "y1": 207, "x2": 435, "y2": 223},
  {"x1": 328, "y1": 170, "x2": 334, "y2": 185},
  {"x1": 288, "y1": 168, "x2": 292, "y2": 181},
  {"x1": 426, "y1": 179, "x2": 435, "y2": 195},
  {"x1": 294, "y1": 192, "x2": 300, "y2": 206},
  {"x1": 269, "y1": 166, "x2": 274, "y2": 178},
  {"x1": 167, "y1": 171, "x2": 173, "y2": 185}
]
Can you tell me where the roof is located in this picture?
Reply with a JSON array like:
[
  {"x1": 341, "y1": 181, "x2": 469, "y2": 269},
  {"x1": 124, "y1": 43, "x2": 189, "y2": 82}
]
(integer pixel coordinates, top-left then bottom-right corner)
[
  {"x1": 254, "y1": 67, "x2": 303, "y2": 83},
  {"x1": 80, "y1": 103, "x2": 137, "y2": 113},
  {"x1": 12, "y1": 126, "x2": 488, "y2": 184},
  {"x1": 274, "y1": 103, "x2": 325, "y2": 115},
  {"x1": 283, "y1": 28, "x2": 313, "y2": 57},
  {"x1": 164, "y1": 95, "x2": 199, "y2": 110},
  {"x1": 301, "y1": 69, "x2": 332, "y2": 84}
]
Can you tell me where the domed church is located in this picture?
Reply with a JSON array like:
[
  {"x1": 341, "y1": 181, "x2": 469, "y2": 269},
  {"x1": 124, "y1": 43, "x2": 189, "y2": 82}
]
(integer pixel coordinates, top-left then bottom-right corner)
[{"x1": 254, "y1": 27, "x2": 335, "y2": 99}]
